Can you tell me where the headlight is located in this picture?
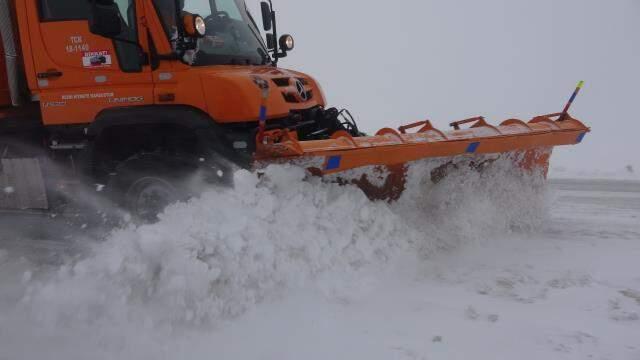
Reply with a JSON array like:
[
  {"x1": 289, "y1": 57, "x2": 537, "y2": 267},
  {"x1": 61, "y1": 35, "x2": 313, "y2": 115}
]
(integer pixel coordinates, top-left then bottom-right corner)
[
  {"x1": 279, "y1": 34, "x2": 295, "y2": 51},
  {"x1": 182, "y1": 13, "x2": 206, "y2": 38},
  {"x1": 194, "y1": 16, "x2": 206, "y2": 37}
]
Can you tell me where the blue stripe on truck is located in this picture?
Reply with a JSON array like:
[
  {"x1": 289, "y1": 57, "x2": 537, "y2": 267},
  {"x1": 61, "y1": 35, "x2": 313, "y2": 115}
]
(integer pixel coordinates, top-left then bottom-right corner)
[
  {"x1": 325, "y1": 156, "x2": 342, "y2": 170},
  {"x1": 576, "y1": 133, "x2": 586, "y2": 143},
  {"x1": 466, "y1": 142, "x2": 480, "y2": 153}
]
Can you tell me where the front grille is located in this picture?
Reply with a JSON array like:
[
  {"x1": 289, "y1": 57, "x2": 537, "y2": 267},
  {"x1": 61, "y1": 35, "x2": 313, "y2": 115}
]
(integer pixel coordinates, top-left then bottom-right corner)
[
  {"x1": 282, "y1": 93, "x2": 297, "y2": 103},
  {"x1": 272, "y1": 78, "x2": 290, "y2": 87},
  {"x1": 282, "y1": 90, "x2": 313, "y2": 103},
  {"x1": 272, "y1": 77, "x2": 313, "y2": 103},
  {"x1": 272, "y1": 77, "x2": 309, "y2": 87}
]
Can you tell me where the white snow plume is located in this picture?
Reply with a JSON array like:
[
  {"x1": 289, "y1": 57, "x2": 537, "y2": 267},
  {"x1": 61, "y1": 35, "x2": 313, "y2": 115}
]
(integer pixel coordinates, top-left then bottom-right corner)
[
  {"x1": 397, "y1": 152, "x2": 550, "y2": 250},
  {"x1": 1, "y1": 152, "x2": 549, "y2": 358},
  {"x1": 18, "y1": 165, "x2": 414, "y2": 326}
]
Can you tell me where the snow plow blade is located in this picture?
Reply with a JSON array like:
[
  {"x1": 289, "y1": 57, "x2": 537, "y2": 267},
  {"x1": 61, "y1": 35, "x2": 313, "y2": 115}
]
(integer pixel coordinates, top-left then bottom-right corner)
[{"x1": 255, "y1": 113, "x2": 589, "y2": 200}]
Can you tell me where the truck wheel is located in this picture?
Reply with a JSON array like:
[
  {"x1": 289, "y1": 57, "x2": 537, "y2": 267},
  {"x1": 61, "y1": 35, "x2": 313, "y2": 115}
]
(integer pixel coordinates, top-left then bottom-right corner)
[
  {"x1": 109, "y1": 155, "x2": 195, "y2": 223},
  {"x1": 124, "y1": 176, "x2": 179, "y2": 223}
]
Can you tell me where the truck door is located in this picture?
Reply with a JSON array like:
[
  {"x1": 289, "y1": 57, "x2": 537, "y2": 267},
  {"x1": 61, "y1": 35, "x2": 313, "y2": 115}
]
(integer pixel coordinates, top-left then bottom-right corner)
[{"x1": 27, "y1": 0, "x2": 153, "y2": 125}]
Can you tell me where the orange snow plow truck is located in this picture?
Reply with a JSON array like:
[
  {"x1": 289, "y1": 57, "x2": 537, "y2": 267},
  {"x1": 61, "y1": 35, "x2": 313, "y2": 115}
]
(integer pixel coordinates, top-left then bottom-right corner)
[{"x1": 0, "y1": 0, "x2": 589, "y2": 221}]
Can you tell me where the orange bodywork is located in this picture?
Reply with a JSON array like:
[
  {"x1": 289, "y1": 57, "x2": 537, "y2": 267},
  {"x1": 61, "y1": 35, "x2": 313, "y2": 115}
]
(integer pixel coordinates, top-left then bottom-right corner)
[{"x1": 12, "y1": 0, "x2": 324, "y2": 126}]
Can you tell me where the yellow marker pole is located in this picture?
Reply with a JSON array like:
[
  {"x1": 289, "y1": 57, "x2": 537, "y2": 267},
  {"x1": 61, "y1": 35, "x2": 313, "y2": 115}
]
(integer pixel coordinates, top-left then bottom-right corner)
[{"x1": 559, "y1": 81, "x2": 585, "y2": 121}]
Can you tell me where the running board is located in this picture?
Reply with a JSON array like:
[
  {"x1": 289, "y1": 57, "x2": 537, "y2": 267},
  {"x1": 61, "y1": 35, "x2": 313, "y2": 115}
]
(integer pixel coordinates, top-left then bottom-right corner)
[{"x1": 0, "y1": 158, "x2": 49, "y2": 210}]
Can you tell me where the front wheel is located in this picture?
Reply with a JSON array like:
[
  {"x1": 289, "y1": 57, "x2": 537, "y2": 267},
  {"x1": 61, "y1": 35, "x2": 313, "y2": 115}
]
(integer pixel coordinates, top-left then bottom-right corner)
[
  {"x1": 108, "y1": 154, "x2": 195, "y2": 223},
  {"x1": 125, "y1": 176, "x2": 179, "y2": 223}
]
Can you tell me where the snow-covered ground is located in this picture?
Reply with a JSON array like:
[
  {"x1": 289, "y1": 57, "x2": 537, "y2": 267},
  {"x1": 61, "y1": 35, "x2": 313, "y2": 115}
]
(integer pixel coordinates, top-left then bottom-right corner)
[
  {"x1": 0, "y1": 162, "x2": 639, "y2": 360},
  {"x1": 550, "y1": 166, "x2": 639, "y2": 181}
]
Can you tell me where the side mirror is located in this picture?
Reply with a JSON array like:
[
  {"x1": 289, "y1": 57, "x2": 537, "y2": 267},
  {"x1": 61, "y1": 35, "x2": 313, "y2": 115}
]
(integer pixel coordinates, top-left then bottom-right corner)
[
  {"x1": 88, "y1": 0, "x2": 123, "y2": 38},
  {"x1": 266, "y1": 33, "x2": 275, "y2": 50},
  {"x1": 260, "y1": 2, "x2": 272, "y2": 31}
]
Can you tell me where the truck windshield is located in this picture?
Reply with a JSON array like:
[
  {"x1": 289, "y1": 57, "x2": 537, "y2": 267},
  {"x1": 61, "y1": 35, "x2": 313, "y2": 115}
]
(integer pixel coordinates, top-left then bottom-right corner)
[{"x1": 154, "y1": 0, "x2": 269, "y2": 66}]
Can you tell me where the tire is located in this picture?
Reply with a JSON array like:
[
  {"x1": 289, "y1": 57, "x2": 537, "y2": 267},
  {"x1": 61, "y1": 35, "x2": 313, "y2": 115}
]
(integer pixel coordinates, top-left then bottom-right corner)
[
  {"x1": 124, "y1": 176, "x2": 180, "y2": 223},
  {"x1": 108, "y1": 154, "x2": 196, "y2": 223}
]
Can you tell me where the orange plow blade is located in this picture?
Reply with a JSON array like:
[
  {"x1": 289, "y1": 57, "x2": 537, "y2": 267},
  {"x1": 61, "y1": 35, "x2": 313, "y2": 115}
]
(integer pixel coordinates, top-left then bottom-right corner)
[{"x1": 254, "y1": 113, "x2": 590, "y2": 200}]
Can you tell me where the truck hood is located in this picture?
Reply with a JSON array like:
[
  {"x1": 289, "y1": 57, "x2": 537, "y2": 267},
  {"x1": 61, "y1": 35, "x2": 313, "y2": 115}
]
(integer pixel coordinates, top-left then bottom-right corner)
[{"x1": 198, "y1": 66, "x2": 326, "y2": 123}]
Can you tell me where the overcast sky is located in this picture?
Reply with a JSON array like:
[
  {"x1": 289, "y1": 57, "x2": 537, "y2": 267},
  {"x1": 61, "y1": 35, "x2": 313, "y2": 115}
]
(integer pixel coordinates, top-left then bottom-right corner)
[{"x1": 249, "y1": 0, "x2": 639, "y2": 172}]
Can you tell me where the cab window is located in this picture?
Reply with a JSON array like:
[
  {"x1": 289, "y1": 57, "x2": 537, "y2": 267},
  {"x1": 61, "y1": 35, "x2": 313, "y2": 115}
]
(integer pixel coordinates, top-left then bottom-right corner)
[
  {"x1": 213, "y1": 0, "x2": 242, "y2": 20},
  {"x1": 39, "y1": 0, "x2": 90, "y2": 20},
  {"x1": 37, "y1": 0, "x2": 142, "y2": 73}
]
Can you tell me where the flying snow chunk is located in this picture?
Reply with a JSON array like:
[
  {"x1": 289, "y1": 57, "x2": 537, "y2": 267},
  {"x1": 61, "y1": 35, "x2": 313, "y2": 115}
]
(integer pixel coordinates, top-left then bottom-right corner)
[{"x1": 3, "y1": 186, "x2": 15, "y2": 194}]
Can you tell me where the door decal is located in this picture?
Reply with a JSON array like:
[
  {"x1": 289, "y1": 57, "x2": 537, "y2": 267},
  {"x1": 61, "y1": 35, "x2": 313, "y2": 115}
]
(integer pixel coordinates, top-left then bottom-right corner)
[{"x1": 82, "y1": 50, "x2": 113, "y2": 68}]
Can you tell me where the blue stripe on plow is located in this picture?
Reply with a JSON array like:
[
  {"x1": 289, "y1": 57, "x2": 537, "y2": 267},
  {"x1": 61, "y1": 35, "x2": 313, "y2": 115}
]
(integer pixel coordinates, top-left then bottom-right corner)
[
  {"x1": 259, "y1": 106, "x2": 267, "y2": 120},
  {"x1": 466, "y1": 142, "x2": 480, "y2": 153},
  {"x1": 576, "y1": 132, "x2": 587, "y2": 143},
  {"x1": 325, "y1": 156, "x2": 342, "y2": 170}
]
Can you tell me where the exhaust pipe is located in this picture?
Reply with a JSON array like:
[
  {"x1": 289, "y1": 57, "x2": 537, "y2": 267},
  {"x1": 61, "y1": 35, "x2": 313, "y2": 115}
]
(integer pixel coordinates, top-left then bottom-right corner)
[{"x1": 0, "y1": 0, "x2": 22, "y2": 107}]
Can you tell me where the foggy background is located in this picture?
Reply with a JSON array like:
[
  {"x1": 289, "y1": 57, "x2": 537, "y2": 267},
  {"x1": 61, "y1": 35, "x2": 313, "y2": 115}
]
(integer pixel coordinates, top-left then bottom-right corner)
[{"x1": 249, "y1": 0, "x2": 639, "y2": 174}]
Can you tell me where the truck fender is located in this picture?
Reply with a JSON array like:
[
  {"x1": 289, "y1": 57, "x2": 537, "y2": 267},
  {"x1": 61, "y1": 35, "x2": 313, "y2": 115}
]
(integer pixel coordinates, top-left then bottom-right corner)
[
  {"x1": 87, "y1": 105, "x2": 215, "y2": 137},
  {"x1": 83, "y1": 105, "x2": 248, "y2": 179}
]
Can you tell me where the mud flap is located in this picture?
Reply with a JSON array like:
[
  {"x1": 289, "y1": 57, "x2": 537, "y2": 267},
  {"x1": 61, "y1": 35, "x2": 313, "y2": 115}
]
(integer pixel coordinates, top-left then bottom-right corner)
[{"x1": 0, "y1": 158, "x2": 49, "y2": 210}]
